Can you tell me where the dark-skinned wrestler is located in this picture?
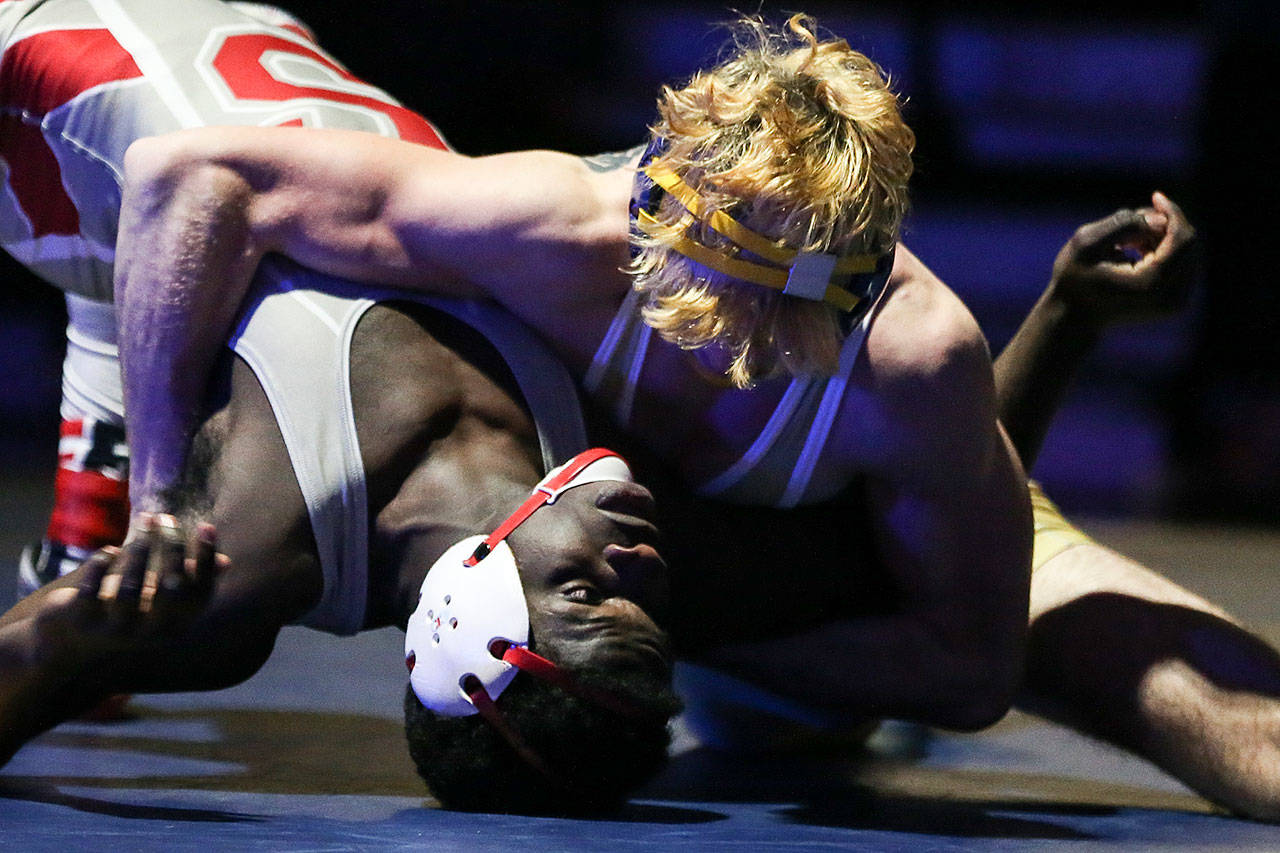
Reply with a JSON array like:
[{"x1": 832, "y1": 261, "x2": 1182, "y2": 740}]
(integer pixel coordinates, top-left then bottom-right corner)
[
  {"x1": 7, "y1": 0, "x2": 1280, "y2": 822},
  {"x1": 0, "y1": 262, "x2": 680, "y2": 815}
]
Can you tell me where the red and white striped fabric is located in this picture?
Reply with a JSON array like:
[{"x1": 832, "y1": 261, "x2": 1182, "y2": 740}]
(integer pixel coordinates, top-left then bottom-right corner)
[
  {"x1": 2, "y1": 0, "x2": 452, "y2": 591},
  {"x1": 1, "y1": 0, "x2": 448, "y2": 303}
]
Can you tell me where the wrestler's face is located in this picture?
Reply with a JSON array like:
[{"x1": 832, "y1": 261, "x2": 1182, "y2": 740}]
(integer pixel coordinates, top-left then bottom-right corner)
[{"x1": 507, "y1": 480, "x2": 672, "y2": 678}]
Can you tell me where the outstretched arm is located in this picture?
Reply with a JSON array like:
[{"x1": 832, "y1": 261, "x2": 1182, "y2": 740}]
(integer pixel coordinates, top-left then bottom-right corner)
[
  {"x1": 114, "y1": 127, "x2": 630, "y2": 511},
  {"x1": 994, "y1": 192, "x2": 1197, "y2": 468},
  {"x1": 0, "y1": 517, "x2": 276, "y2": 767}
]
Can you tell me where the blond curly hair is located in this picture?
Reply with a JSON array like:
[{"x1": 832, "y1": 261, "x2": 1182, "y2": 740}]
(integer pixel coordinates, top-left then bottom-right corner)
[{"x1": 628, "y1": 14, "x2": 914, "y2": 387}]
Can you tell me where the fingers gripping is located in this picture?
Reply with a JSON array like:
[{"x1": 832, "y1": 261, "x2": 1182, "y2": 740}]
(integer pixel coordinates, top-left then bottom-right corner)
[
  {"x1": 188, "y1": 523, "x2": 219, "y2": 598},
  {"x1": 106, "y1": 516, "x2": 154, "y2": 629},
  {"x1": 1070, "y1": 208, "x2": 1154, "y2": 262},
  {"x1": 151, "y1": 515, "x2": 188, "y2": 595},
  {"x1": 88, "y1": 514, "x2": 226, "y2": 634},
  {"x1": 1052, "y1": 193, "x2": 1198, "y2": 323},
  {"x1": 147, "y1": 518, "x2": 221, "y2": 630},
  {"x1": 1149, "y1": 191, "x2": 1196, "y2": 264},
  {"x1": 74, "y1": 548, "x2": 117, "y2": 602}
]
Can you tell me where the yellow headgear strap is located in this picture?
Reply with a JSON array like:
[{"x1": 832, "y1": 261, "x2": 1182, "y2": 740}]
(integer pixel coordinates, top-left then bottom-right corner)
[{"x1": 637, "y1": 162, "x2": 886, "y2": 313}]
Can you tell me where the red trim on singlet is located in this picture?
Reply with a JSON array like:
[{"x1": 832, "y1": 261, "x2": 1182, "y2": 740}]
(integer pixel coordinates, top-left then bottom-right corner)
[
  {"x1": 0, "y1": 29, "x2": 142, "y2": 114},
  {"x1": 211, "y1": 34, "x2": 447, "y2": 148},
  {"x1": 0, "y1": 121, "x2": 79, "y2": 236},
  {"x1": 0, "y1": 28, "x2": 142, "y2": 237}
]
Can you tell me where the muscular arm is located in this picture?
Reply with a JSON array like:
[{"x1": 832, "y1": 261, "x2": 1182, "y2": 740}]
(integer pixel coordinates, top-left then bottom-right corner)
[
  {"x1": 0, "y1": 518, "x2": 297, "y2": 766},
  {"x1": 0, "y1": 355, "x2": 322, "y2": 767},
  {"x1": 708, "y1": 259, "x2": 1033, "y2": 729},
  {"x1": 995, "y1": 192, "x2": 1197, "y2": 468},
  {"x1": 115, "y1": 127, "x2": 631, "y2": 510}
]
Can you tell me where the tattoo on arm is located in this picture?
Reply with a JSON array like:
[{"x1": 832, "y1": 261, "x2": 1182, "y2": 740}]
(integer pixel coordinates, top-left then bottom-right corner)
[{"x1": 579, "y1": 144, "x2": 647, "y2": 174}]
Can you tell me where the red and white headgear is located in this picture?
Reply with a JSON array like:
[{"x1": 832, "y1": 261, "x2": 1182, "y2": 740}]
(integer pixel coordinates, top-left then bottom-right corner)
[{"x1": 405, "y1": 448, "x2": 643, "y2": 720}]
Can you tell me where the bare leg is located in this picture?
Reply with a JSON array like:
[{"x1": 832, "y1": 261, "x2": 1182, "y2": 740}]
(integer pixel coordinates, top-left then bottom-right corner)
[{"x1": 1019, "y1": 541, "x2": 1280, "y2": 820}]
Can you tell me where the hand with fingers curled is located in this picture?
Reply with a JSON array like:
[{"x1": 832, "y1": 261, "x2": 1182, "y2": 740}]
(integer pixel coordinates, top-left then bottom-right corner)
[
  {"x1": 1048, "y1": 191, "x2": 1199, "y2": 326},
  {"x1": 0, "y1": 515, "x2": 228, "y2": 767},
  {"x1": 38, "y1": 513, "x2": 227, "y2": 655}
]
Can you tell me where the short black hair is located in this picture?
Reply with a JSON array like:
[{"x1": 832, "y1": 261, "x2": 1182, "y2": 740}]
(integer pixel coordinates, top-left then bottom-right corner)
[{"x1": 403, "y1": 663, "x2": 681, "y2": 814}]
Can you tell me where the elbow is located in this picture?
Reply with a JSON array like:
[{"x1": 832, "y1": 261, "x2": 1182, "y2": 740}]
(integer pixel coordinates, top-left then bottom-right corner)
[
  {"x1": 122, "y1": 134, "x2": 179, "y2": 185},
  {"x1": 930, "y1": 635, "x2": 1025, "y2": 732},
  {"x1": 116, "y1": 134, "x2": 264, "y2": 306},
  {"x1": 121, "y1": 134, "x2": 200, "y2": 212},
  {"x1": 939, "y1": 670, "x2": 1017, "y2": 731},
  {"x1": 121, "y1": 134, "x2": 255, "y2": 226}
]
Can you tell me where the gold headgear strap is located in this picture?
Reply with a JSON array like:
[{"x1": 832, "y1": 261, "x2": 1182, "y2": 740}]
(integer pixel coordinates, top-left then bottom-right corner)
[{"x1": 636, "y1": 163, "x2": 887, "y2": 313}]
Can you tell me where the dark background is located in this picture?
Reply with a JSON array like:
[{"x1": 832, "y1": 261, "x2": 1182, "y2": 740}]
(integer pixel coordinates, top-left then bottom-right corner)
[{"x1": 3, "y1": 0, "x2": 1277, "y2": 522}]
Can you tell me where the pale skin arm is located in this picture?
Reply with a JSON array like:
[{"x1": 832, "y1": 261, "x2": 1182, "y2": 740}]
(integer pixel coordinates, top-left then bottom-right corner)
[
  {"x1": 114, "y1": 127, "x2": 631, "y2": 511},
  {"x1": 995, "y1": 192, "x2": 1197, "y2": 468},
  {"x1": 707, "y1": 266, "x2": 1034, "y2": 729}
]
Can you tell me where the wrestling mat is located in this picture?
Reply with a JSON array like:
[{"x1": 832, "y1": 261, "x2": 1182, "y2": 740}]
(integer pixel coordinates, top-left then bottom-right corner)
[{"x1": 3, "y1": 470, "x2": 1279, "y2": 850}]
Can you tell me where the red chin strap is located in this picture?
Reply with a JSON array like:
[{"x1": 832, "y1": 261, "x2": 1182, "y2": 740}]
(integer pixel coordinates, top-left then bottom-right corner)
[
  {"x1": 463, "y1": 447, "x2": 622, "y2": 566},
  {"x1": 447, "y1": 447, "x2": 656, "y2": 787},
  {"x1": 464, "y1": 641, "x2": 656, "y2": 790}
]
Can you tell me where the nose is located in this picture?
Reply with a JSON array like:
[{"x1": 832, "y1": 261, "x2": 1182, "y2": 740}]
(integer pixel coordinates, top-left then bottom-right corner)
[{"x1": 603, "y1": 543, "x2": 670, "y2": 618}]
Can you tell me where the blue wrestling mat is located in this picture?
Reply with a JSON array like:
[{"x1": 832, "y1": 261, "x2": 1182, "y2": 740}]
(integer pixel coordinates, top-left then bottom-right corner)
[
  {"x1": 4, "y1": 624, "x2": 1280, "y2": 850},
  {"x1": 3, "y1": 475, "x2": 1280, "y2": 849}
]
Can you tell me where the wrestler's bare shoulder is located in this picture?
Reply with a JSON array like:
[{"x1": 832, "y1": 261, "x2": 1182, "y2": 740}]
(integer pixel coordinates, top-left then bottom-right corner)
[
  {"x1": 833, "y1": 245, "x2": 996, "y2": 477},
  {"x1": 866, "y1": 245, "x2": 989, "y2": 384}
]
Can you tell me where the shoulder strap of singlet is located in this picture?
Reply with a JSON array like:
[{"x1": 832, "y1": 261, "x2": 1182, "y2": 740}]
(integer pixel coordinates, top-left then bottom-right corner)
[
  {"x1": 229, "y1": 262, "x2": 590, "y2": 636},
  {"x1": 587, "y1": 277, "x2": 883, "y2": 507},
  {"x1": 696, "y1": 377, "x2": 808, "y2": 497},
  {"x1": 776, "y1": 303, "x2": 872, "y2": 507},
  {"x1": 229, "y1": 262, "x2": 372, "y2": 636},
  {"x1": 584, "y1": 288, "x2": 651, "y2": 427},
  {"x1": 700, "y1": 285, "x2": 883, "y2": 508}
]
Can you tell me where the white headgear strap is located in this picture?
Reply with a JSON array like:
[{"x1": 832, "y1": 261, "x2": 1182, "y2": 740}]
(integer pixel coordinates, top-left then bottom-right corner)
[{"x1": 404, "y1": 449, "x2": 634, "y2": 717}]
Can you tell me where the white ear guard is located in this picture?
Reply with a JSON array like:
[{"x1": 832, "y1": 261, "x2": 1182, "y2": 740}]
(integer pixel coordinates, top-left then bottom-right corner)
[
  {"x1": 405, "y1": 536, "x2": 527, "y2": 717},
  {"x1": 404, "y1": 449, "x2": 635, "y2": 718}
]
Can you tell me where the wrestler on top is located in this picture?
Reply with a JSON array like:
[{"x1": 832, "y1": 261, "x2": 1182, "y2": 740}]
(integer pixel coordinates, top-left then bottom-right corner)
[
  {"x1": 115, "y1": 14, "x2": 1034, "y2": 732},
  {"x1": 14, "y1": 0, "x2": 1280, "y2": 823}
]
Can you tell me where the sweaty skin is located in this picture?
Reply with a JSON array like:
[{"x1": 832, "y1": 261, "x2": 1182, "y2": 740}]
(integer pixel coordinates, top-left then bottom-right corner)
[
  {"x1": 116, "y1": 129, "x2": 1032, "y2": 731},
  {"x1": 0, "y1": 298, "x2": 672, "y2": 766}
]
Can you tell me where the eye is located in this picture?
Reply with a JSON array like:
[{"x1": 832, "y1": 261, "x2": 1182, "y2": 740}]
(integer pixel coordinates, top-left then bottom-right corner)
[{"x1": 563, "y1": 585, "x2": 604, "y2": 605}]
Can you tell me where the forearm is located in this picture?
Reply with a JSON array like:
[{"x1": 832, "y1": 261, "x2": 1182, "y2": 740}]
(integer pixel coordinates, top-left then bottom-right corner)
[
  {"x1": 0, "y1": 612, "x2": 95, "y2": 765},
  {"x1": 998, "y1": 197, "x2": 1198, "y2": 470},
  {"x1": 115, "y1": 147, "x2": 265, "y2": 512},
  {"x1": 994, "y1": 284, "x2": 1104, "y2": 471},
  {"x1": 0, "y1": 572, "x2": 280, "y2": 766},
  {"x1": 703, "y1": 610, "x2": 1022, "y2": 730}
]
